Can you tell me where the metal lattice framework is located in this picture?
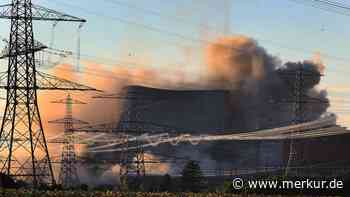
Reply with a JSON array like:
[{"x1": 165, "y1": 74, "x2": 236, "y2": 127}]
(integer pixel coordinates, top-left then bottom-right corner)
[
  {"x1": 75, "y1": 120, "x2": 180, "y2": 134},
  {"x1": 0, "y1": 39, "x2": 47, "y2": 59},
  {"x1": 49, "y1": 94, "x2": 87, "y2": 188},
  {"x1": 0, "y1": 0, "x2": 94, "y2": 186},
  {"x1": 277, "y1": 65, "x2": 327, "y2": 176},
  {"x1": 74, "y1": 118, "x2": 150, "y2": 189},
  {"x1": 0, "y1": 3, "x2": 86, "y2": 22},
  {"x1": 0, "y1": 71, "x2": 99, "y2": 91},
  {"x1": 0, "y1": 37, "x2": 73, "y2": 69},
  {"x1": 91, "y1": 93, "x2": 179, "y2": 189},
  {"x1": 285, "y1": 64, "x2": 303, "y2": 176},
  {"x1": 118, "y1": 109, "x2": 145, "y2": 189}
]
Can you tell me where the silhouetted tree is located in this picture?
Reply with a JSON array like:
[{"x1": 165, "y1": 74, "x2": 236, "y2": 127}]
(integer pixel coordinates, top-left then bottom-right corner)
[
  {"x1": 222, "y1": 180, "x2": 235, "y2": 193},
  {"x1": 79, "y1": 184, "x2": 89, "y2": 191},
  {"x1": 0, "y1": 173, "x2": 17, "y2": 188},
  {"x1": 181, "y1": 160, "x2": 204, "y2": 192},
  {"x1": 160, "y1": 174, "x2": 172, "y2": 192},
  {"x1": 128, "y1": 177, "x2": 145, "y2": 192}
]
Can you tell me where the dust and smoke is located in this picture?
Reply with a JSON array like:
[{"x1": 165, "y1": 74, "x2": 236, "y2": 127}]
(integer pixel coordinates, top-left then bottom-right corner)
[
  {"x1": 205, "y1": 36, "x2": 275, "y2": 90},
  {"x1": 202, "y1": 35, "x2": 328, "y2": 129},
  {"x1": 42, "y1": 35, "x2": 330, "y2": 185}
]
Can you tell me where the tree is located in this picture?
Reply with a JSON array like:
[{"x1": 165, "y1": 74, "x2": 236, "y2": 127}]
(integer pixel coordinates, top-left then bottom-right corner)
[
  {"x1": 0, "y1": 173, "x2": 18, "y2": 189},
  {"x1": 222, "y1": 181, "x2": 235, "y2": 193},
  {"x1": 79, "y1": 184, "x2": 89, "y2": 191},
  {"x1": 159, "y1": 174, "x2": 173, "y2": 192},
  {"x1": 181, "y1": 160, "x2": 204, "y2": 192}
]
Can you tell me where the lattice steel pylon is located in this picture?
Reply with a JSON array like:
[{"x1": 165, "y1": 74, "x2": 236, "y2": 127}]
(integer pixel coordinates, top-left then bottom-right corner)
[
  {"x1": 93, "y1": 93, "x2": 150, "y2": 189},
  {"x1": 285, "y1": 64, "x2": 303, "y2": 176},
  {"x1": 119, "y1": 109, "x2": 145, "y2": 189},
  {"x1": 0, "y1": 0, "x2": 96, "y2": 186},
  {"x1": 277, "y1": 63, "x2": 327, "y2": 176},
  {"x1": 49, "y1": 94, "x2": 88, "y2": 188}
]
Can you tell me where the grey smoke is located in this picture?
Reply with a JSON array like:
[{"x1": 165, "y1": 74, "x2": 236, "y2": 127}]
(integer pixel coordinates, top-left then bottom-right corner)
[{"x1": 80, "y1": 35, "x2": 330, "y2": 181}]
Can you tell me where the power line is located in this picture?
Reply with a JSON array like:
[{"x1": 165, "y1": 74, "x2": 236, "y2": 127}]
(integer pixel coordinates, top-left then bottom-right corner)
[
  {"x1": 102, "y1": 0, "x2": 221, "y2": 35},
  {"x1": 64, "y1": 46, "x2": 350, "y2": 73},
  {"x1": 288, "y1": 0, "x2": 350, "y2": 16},
  {"x1": 48, "y1": 0, "x2": 350, "y2": 67},
  {"x1": 98, "y1": 0, "x2": 350, "y2": 64},
  {"x1": 104, "y1": 0, "x2": 348, "y2": 43},
  {"x1": 48, "y1": 0, "x2": 206, "y2": 46},
  {"x1": 49, "y1": 65, "x2": 185, "y2": 89},
  {"x1": 310, "y1": 0, "x2": 350, "y2": 10}
]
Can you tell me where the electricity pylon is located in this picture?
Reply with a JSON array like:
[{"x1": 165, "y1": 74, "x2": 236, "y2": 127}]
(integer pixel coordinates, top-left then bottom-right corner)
[
  {"x1": 81, "y1": 92, "x2": 182, "y2": 188},
  {"x1": 0, "y1": 0, "x2": 97, "y2": 186},
  {"x1": 49, "y1": 94, "x2": 88, "y2": 188},
  {"x1": 92, "y1": 93, "x2": 145, "y2": 189},
  {"x1": 283, "y1": 64, "x2": 304, "y2": 177},
  {"x1": 118, "y1": 109, "x2": 145, "y2": 190},
  {"x1": 276, "y1": 64, "x2": 327, "y2": 176},
  {"x1": 91, "y1": 92, "x2": 185, "y2": 184}
]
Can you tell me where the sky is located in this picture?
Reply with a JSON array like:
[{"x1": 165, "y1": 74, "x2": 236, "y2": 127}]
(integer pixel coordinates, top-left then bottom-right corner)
[{"x1": 0, "y1": 0, "x2": 349, "y2": 127}]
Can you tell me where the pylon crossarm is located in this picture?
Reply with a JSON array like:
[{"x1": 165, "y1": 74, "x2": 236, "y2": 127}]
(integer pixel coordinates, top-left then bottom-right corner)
[
  {"x1": 0, "y1": 39, "x2": 47, "y2": 59},
  {"x1": 75, "y1": 120, "x2": 179, "y2": 134},
  {"x1": 0, "y1": 71, "x2": 7, "y2": 89},
  {"x1": 44, "y1": 48, "x2": 73, "y2": 58},
  {"x1": 48, "y1": 117, "x2": 88, "y2": 125},
  {"x1": 0, "y1": 71, "x2": 100, "y2": 91},
  {"x1": 0, "y1": 4, "x2": 11, "y2": 18},
  {"x1": 75, "y1": 122, "x2": 117, "y2": 133},
  {"x1": 36, "y1": 71, "x2": 100, "y2": 91},
  {"x1": 48, "y1": 138, "x2": 87, "y2": 145},
  {"x1": 47, "y1": 133, "x2": 88, "y2": 144},
  {"x1": 52, "y1": 98, "x2": 86, "y2": 105},
  {"x1": 0, "y1": 4, "x2": 86, "y2": 22},
  {"x1": 31, "y1": 4, "x2": 86, "y2": 22},
  {"x1": 0, "y1": 71, "x2": 6, "y2": 88}
]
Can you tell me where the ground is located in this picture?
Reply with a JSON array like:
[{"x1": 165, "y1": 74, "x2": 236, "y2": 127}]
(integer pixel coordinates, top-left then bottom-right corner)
[{"x1": 0, "y1": 190, "x2": 323, "y2": 197}]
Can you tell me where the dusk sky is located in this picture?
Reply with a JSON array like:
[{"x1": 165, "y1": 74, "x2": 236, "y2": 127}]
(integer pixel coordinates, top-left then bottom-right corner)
[{"x1": 0, "y1": 0, "x2": 349, "y2": 126}]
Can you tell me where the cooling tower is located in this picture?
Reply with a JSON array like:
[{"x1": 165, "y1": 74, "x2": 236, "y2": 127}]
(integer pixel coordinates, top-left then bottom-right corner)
[
  {"x1": 117, "y1": 85, "x2": 285, "y2": 169},
  {"x1": 116, "y1": 85, "x2": 350, "y2": 175},
  {"x1": 119, "y1": 85, "x2": 237, "y2": 134}
]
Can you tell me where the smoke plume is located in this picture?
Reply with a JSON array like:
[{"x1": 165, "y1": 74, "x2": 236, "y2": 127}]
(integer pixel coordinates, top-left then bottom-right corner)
[
  {"x1": 42, "y1": 35, "x2": 331, "y2": 184},
  {"x1": 203, "y1": 35, "x2": 329, "y2": 130},
  {"x1": 205, "y1": 36, "x2": 276, "y2": 90}
]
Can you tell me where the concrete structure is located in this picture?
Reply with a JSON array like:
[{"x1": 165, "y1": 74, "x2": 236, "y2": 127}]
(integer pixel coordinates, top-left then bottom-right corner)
[
  {"x1": 121, "y1": 85, "x2": 236, "y2": 134},
  {"x1": 117, "y1": 85, "x2": 350, "y2": 176}
]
